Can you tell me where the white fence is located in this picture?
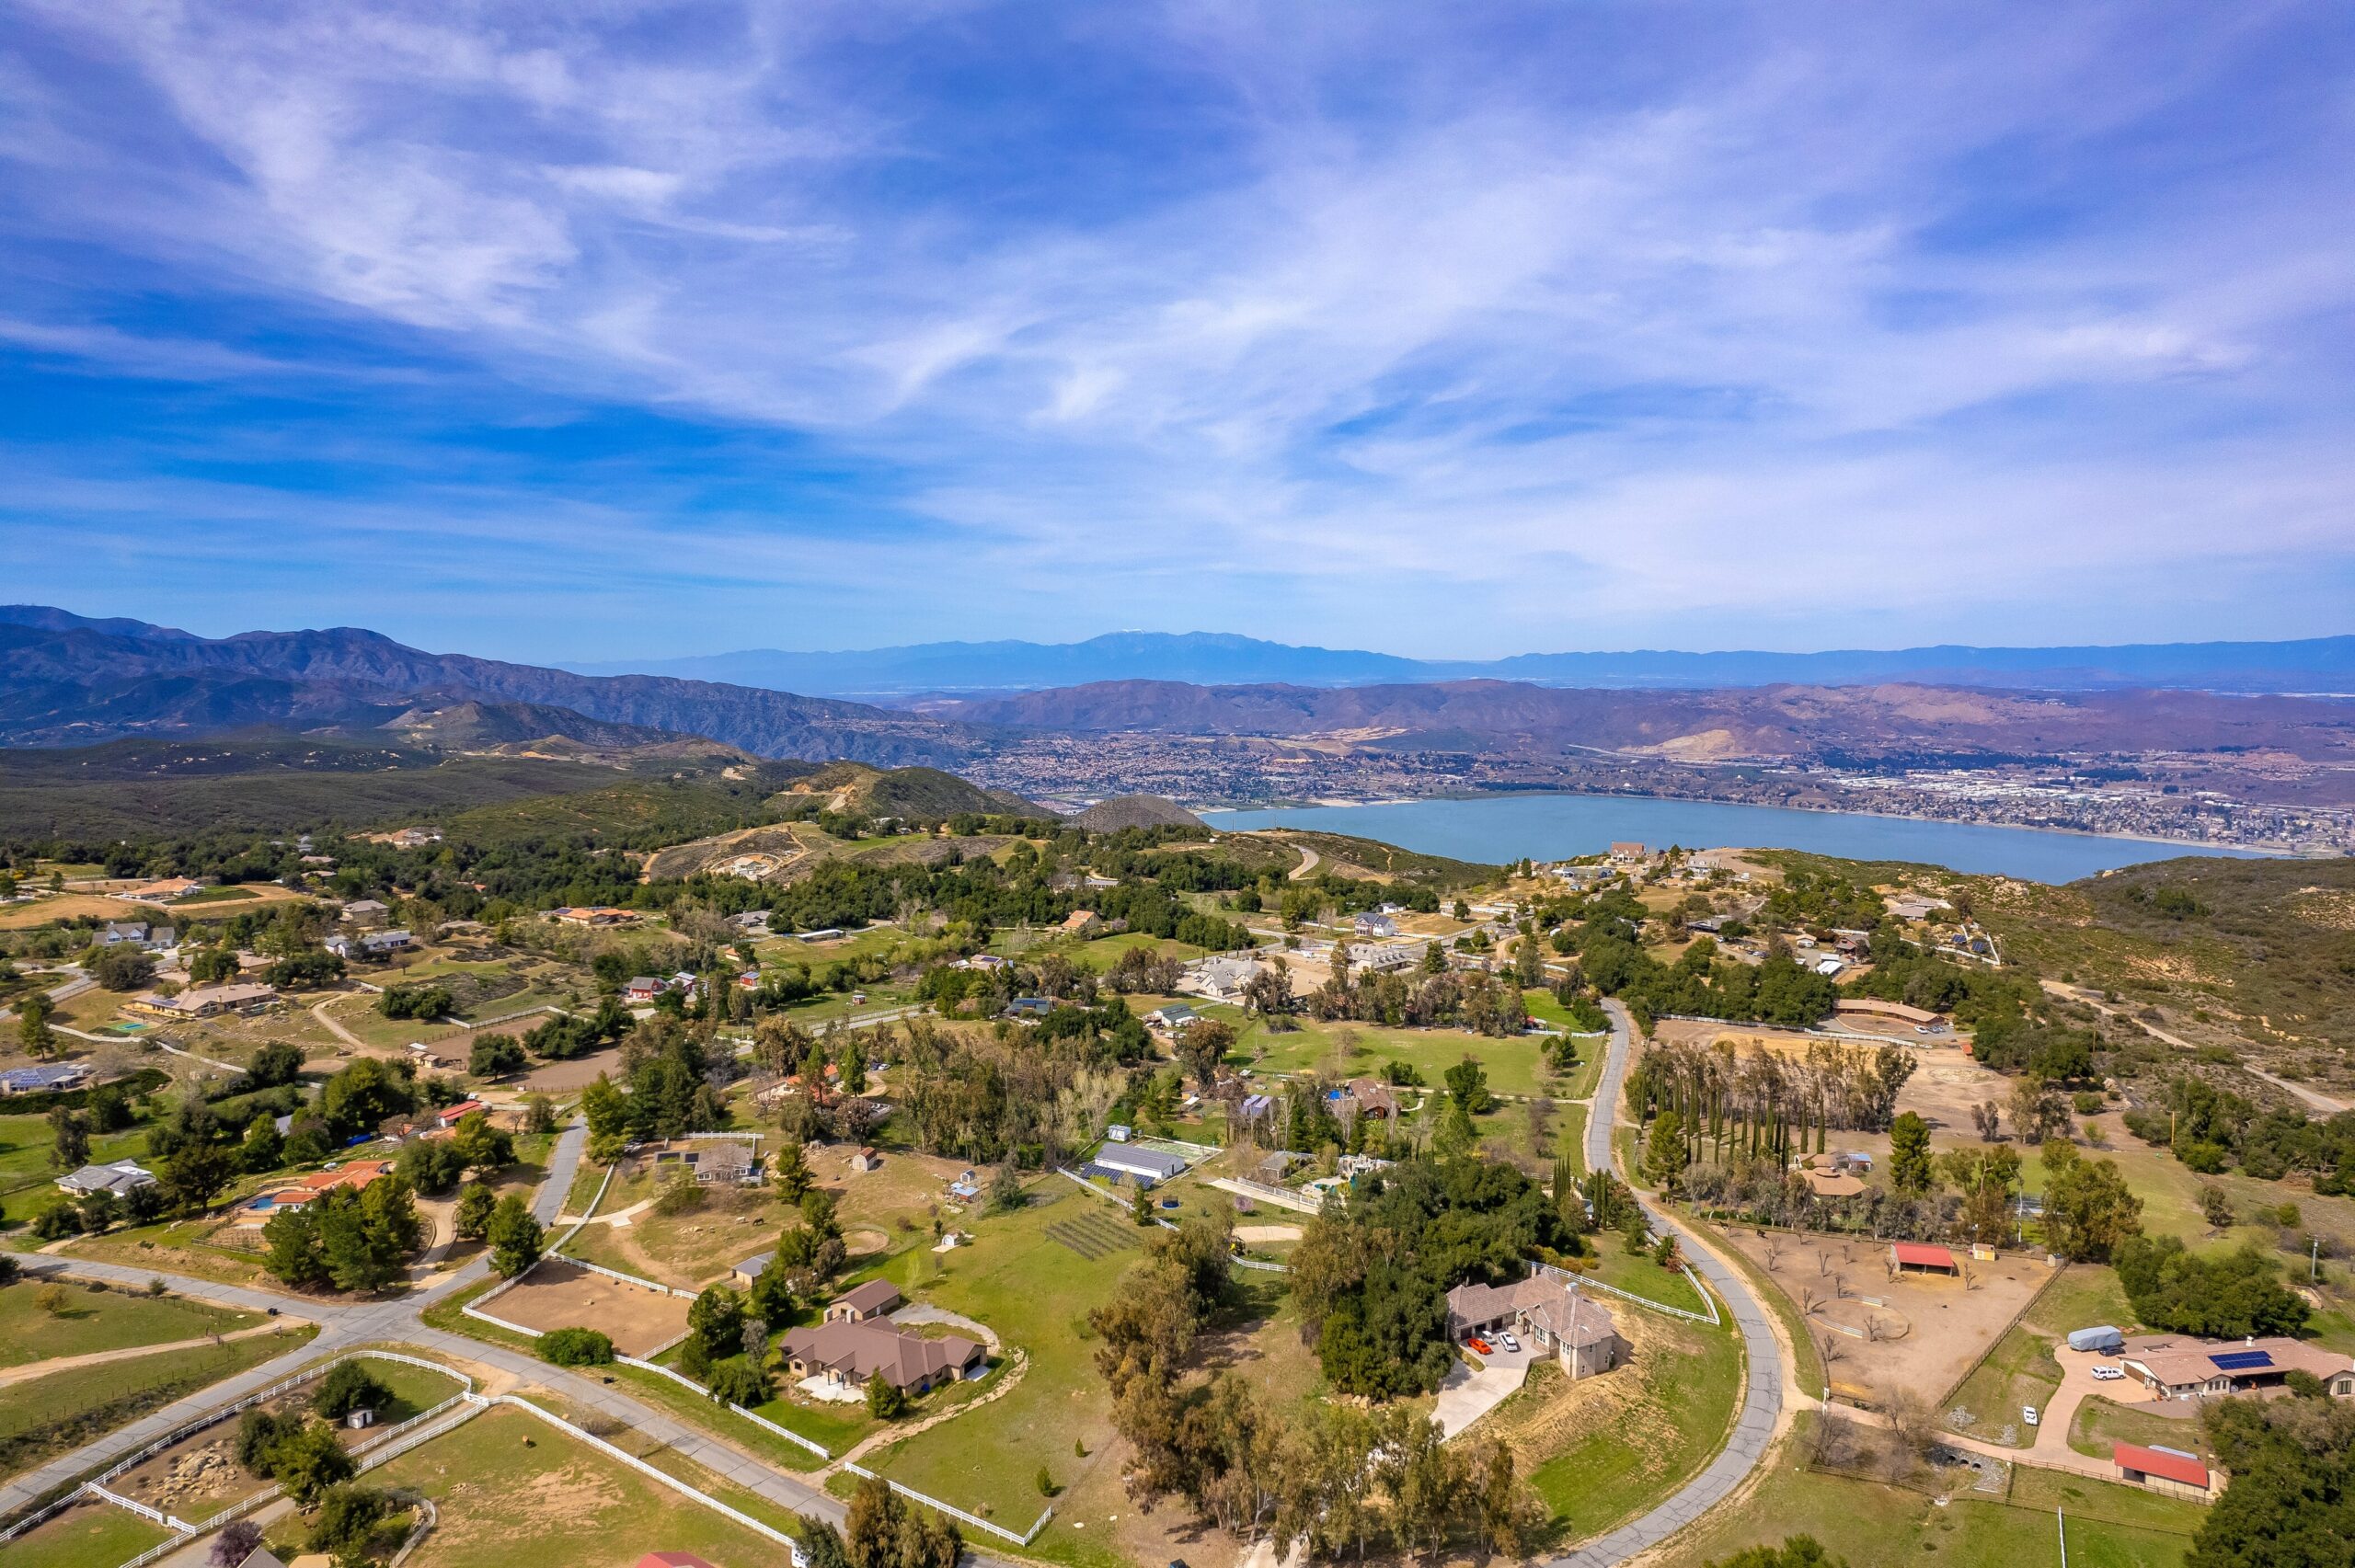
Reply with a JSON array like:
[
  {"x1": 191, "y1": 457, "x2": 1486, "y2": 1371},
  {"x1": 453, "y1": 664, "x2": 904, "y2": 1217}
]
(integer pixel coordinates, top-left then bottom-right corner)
[
  {"x1": 1206, "y1": 1176, "x2": 1325, "y2": 1215},
  {"x1": 612, "y1": 1356, "x2": 831, "y2": 1459},
  {"x1": 83, "y1": 1483, "x2": 185, "y2": 1532},
  {"x1": 75, "y1": 1355, "x2": 485, "y2": 1568},
  {"x1": 1535, "y1": 1259, "x2": 1720, "y2": 1327},
  {"x1": 840, "y1": 1459, "x2": 1053, "y2": 1547},
  {"x1": 479, "y1": 1394, "x2": 805, "y2": 1551}
]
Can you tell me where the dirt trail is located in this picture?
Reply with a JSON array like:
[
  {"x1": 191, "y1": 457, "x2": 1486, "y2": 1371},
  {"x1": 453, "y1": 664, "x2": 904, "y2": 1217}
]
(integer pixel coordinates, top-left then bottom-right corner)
[{"x1": 0, "y1": 1321, "x2": 301, "y2": 1388}]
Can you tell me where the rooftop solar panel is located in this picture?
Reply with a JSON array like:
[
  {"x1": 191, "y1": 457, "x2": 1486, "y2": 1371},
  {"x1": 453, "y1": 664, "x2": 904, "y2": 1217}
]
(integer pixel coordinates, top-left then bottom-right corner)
[{"x1": 2209, "y1": 1350, "x2": 2274, "y2": 1370}]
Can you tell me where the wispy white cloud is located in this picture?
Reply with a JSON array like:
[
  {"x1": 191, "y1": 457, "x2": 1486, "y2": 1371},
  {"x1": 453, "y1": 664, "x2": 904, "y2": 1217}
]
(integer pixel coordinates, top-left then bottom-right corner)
[{"x1": 1, "y1": 0, "x2": 2350, "y2": 657}]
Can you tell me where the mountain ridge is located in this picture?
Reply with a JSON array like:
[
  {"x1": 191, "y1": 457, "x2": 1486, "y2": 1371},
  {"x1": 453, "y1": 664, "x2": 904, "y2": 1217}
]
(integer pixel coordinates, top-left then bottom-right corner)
[
  {"x1": 0, "y1": 606, "x2": 975, "y2": 765},
  {"x1": 564, "y1": 628, "x2": 2355, "y2": 697}
]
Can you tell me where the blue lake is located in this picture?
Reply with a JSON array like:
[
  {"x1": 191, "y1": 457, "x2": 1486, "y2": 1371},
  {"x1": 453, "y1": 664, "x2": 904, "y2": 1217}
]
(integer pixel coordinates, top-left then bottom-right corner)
[{"x1": 1199, "y1": 794, "x2": 2272, "y2": 883}]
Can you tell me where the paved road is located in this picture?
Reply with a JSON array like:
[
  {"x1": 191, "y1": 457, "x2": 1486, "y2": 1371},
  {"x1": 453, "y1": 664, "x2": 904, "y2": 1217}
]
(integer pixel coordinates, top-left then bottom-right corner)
[{"x1": 1550, "y1": 1001, "x2": 1785, "y2": 1568}]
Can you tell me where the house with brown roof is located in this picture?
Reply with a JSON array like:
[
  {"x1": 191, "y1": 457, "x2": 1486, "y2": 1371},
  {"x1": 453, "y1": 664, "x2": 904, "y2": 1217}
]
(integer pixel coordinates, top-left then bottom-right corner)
[
  {"x1": 2119, "y1": 1334, "x2": 2355, "y2": 1401},
  {"x1": 826, "y1": 1281, "x2": 904, "y2": 1322},
  {"x1": 125, "y1": 981, "x2": 279, "y2": 1020},
  {"x1": 1338, "y1": 1077, "x2": 1399, "y2": 1122},
  {"x1": 1445, "y1": 1271, "x2": 1625, "y2": 1380},
  {"x1": 779, "y1": 1316, "x2": 982, "y2": 1394}
]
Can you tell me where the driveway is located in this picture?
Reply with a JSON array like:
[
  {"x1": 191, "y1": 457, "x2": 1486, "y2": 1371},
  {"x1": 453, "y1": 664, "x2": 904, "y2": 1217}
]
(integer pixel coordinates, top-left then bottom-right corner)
[{"x1": 1434, "y1": 1339, "x2": 1535, "y2": 1437}]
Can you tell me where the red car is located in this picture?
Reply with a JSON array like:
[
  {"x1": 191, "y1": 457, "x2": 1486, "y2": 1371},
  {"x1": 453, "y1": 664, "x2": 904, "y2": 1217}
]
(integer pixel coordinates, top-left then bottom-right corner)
[{"x1": 1465, "y1": 1337, "x2": 1493, "y2": 1356}]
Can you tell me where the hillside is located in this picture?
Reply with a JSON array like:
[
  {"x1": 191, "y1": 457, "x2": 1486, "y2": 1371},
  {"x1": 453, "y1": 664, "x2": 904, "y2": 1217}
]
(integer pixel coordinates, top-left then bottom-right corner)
[
  {"x1": 0, "y1": 606, "x2": 976, "y2": 764},
  {"x1": 783, "y1": 761, "x2": 1054, "y2": 821},
  {"x1": 1980, "y1": 856, "x2": 2355, "y2": 1083},
  {"x1": 1072, "y1": 794, "x2": 1201, "y2": 830},
  {"x1": 0, "y1": 743, "x2": 638, "y2": 840},
  {"x1": 1258, "y1": 829, "x2": 1499, "y2": 891},
  {"x1": 925, "y1": 678, "x2": 2355, "y2": 768}
]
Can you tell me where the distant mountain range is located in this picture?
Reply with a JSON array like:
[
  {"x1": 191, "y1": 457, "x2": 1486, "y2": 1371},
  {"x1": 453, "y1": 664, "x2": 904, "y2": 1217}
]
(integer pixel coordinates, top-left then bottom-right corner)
[
  {"x1": 10, "y1": 605, "x2": 2355, "y2": 786},
  {"x1": 569, "y1": 630, "x2": 2355, "y2": 698},
  {"x1": 0, "y1": 605, "x2": 971, "y2": 764},
  {"x1": 919, "y1": 679, "x2": 2355, "y2": 762}
]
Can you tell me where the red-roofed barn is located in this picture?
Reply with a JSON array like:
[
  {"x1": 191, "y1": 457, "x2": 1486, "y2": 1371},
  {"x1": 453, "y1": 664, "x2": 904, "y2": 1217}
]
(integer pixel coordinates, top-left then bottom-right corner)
[
  {"x1": 1889, "y1": 1242, "x2": 1959, "y2": 1276},
  {"x1": 2113, "y1": 1442, "x2": 2215, "y2": 1502}
]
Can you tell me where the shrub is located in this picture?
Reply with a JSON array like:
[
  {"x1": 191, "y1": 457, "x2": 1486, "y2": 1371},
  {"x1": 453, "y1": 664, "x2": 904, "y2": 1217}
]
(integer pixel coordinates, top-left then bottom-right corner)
[
  {"x1": 537, "y1": 1327, "x2": 615, "y2": 1367},
  {"x1": 706, "y1": 1357, "x2": 771, "y2": 1407},
  {"x1": 236, "y1": 1408, "x2": 302, "y2": 1475},
  {"x1": 306, "y1": 1483, "x2": 390, "y2": 1557},
  {"x1": 313, "y1": 1360, "x2": 392, "y2": 1422},
  {"x1": 866, "y1": 1370, "x2": 908, "y2": 1419}
]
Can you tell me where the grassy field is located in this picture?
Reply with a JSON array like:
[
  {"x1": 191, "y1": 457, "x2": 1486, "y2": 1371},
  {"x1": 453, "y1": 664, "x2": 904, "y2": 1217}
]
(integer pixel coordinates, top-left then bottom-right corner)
[
  {"x1": 1520, "y1": 1307, "x2": 1743, "y2": 1543},
  {"x1": 1236, "y1": 1016, "x2": 1557, "y2": 1099},
  {"x1": 0, "y1": 1114, "x2": 149, "y2": 1202},
  {"x1": 3, "y1": 1499, "x2": 174, "y2": 1568},
  {"x1": 2068, "y1": 1394, "x2": 2213, "y2": 1465},
  {"x1": 365, "y1": 1402, "x2": 786, "y2": 1568},
  {"x1": 0, "y1": 1324, "x2": 316, "y2": 1479},
  {"x1": 0, "y1": 1278, "x2": 260, "y2": 1367},
  {"x1": 1944, "y1": 1323, "x2": 2064, "y2": 1446},
  {"x1": 1575, "y1": 1243, "x2": 1712, "y2": 1316},
  {"x1": 860, "y1": 1180, "x2": 1142, "y2": 1547},
  {"x1": 1652, "y1": 1414, "x2": 2203, "y2": 1568}
]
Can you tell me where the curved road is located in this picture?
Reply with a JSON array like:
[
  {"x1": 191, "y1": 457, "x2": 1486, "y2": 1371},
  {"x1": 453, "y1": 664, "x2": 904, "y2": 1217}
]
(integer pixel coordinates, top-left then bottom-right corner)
[
  {"x1": 1550, "y1": 1001, "x2": 1785, "y2": 1568},
  {"x1": 3, "y1": 1121, "x2": 859, "y2": 1546}
]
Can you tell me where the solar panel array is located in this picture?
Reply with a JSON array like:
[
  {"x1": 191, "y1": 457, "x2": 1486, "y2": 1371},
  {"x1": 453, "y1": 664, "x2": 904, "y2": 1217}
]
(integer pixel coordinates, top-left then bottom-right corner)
[{"x1": 2209, "y1": 1349, "x2": 2274, "y2": 1370}]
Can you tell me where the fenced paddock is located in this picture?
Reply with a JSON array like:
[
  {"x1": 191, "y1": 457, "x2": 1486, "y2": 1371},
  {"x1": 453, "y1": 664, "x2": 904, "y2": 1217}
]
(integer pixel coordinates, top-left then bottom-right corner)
[{"x1": 480, "y1": 1258, "x2": 692, "y2": 1356}]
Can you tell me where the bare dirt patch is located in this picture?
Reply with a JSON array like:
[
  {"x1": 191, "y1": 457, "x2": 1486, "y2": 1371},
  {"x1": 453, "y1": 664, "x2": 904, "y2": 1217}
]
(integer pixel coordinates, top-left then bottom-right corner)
[
  {"x1": 490, "y1": 1260, "x2": 690, "y2": 1356},
  {"x1": 1725, "y1": 1227, "x2": 2047, "y2": 1408}
]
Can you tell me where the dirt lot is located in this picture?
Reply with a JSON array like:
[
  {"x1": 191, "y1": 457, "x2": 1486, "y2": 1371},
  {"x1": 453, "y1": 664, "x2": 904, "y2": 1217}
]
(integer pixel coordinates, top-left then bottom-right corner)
[
  {"x1": 522, "y1": 1044, "x2": 627, "y2": 1094},
  {"x1": 488, "y1": 1260, "x2": 691, "y2": 1356},
  {"x1": 1724, "y1": 1226, "x2": 2048, "y2": 1408}
]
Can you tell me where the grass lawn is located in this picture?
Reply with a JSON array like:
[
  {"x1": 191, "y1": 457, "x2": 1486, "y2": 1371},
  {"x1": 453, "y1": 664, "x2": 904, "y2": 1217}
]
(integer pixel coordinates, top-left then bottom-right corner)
[
  {"x1": 57, "y1": 1216, "x2": 276, "y2": 1292},
  {"x1": 1943, "y1": 1322, "x2": 2063, "y2": 1447},
  {"x1": 1556, "y1": 1104, "x2": 1589, "y2": 1176},
  {"x1": 1576, "y1": 1243, "x2": 1711, "y2": 1316},
  {"x1": 2021, "y1": 1265, "x2": 2137, "y2": 1341},
  {"x1": 1522, "y1": 1308, "x2": 1743, "y2": 1543},
  {"x1": 602, "y1": 1361, "x2": 830, "y2": 1473},
  {"x1": 0, "y1": 1114, "x2": 149, "y2": 1201},
  {"x1": 3, "y1": 1499, "x2": 174, "y2": 1568},
  {"x1": 2068, "y1": 1395, "x2": 2214, "y2": 1465},
  {"x1": 360, "y1": 1356, "x2": 468, "y2": 1422},
  {"x1": 1237, "y1": 1016, "x2": 1555, "y2": 1099},
  {"x1": 0, "y1": 1278, "x2": 259, "y2": 1367},
  {"x1": 367, "y1": 1403, "x2": 786, "y2": 1568},
  {"x1": 1651, "y1": 1414, "x2": 2201, "y2": 1568},
  {"x1": 0, "y1": 1324, "x2": 316, "y2": 1479},
  {"x1": 859, "y1": 1180, "x2": 1139, "y2": 1546}
]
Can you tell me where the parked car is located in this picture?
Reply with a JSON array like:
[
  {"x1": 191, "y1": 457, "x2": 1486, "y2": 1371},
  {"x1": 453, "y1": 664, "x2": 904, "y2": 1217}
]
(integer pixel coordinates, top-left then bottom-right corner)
[
  {"x1": 1499, "y1": 1332, "x2": 1522, "y2": 1353},
  {"x1": 1466, "y1": 1337, "x2": 1492, "y2": 1356},
  {"x1": 2091, "y1": 1366, "x2": 2125, "y2": 1380},
  {"x1": 2023, "y1": 1405, "x2": 2039, "y2": 1427}
]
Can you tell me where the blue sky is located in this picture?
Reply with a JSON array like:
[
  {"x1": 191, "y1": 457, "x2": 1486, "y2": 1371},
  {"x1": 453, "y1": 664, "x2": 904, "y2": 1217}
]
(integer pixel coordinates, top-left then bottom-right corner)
[{"x1": 3, "y1": 1, "x2": 2352, "y2": 664}]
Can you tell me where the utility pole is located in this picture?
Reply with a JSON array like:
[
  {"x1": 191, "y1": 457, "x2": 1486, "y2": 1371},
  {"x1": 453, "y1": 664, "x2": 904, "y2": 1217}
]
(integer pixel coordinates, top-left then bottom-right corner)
[{"x1": 2057, "y1": 1507, "x2": 2068, "y2": 1568}]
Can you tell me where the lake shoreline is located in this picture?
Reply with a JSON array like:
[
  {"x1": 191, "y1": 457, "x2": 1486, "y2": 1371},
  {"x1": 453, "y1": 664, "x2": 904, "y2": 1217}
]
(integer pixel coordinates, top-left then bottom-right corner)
[
  {"x1": 1197, "y1": 789, "x2": 2280, "y2": 882},
  {"x1": 1199, "y1": 786, "x2": 2296, "y2": 859}
]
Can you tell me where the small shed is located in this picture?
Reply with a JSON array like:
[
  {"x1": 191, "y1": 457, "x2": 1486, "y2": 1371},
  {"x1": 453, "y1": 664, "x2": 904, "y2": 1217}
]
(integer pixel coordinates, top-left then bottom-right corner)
[{"x1": 2069, "y1": 1325, "x2": 2126, "y2": 1355}]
